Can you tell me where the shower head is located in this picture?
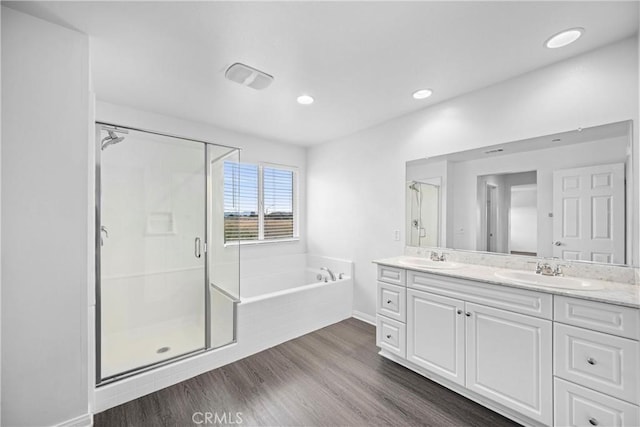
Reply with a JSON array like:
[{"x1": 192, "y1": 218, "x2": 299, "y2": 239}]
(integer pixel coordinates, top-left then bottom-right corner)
[{"x1": 101, "y1": 130, "x2": 125, "y2": 150}]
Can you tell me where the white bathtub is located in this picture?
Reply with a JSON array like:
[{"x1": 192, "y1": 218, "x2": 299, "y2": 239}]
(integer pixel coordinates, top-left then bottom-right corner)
[{"x1": 95, "y1": 253, "x2": 354, "y2": 412}]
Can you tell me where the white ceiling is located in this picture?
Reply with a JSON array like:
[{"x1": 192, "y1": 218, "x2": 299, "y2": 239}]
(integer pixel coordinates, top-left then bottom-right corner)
[{"x1": 6, "y1": 1, "x2": 639, "y2": 145}]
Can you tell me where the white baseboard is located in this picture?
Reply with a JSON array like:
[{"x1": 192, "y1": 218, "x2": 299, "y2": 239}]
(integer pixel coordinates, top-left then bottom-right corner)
[
  {"x1": 56, "y1": 413, "x2": 93, "y2": 427},
  {"x1": 352, "y1": 310, "x2": 375, "y2": 325}
]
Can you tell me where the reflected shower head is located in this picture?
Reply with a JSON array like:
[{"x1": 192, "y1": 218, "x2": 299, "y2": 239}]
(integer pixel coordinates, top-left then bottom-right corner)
[{"x1": 101, "y1": 130, "x2": 125, "y2": 150}]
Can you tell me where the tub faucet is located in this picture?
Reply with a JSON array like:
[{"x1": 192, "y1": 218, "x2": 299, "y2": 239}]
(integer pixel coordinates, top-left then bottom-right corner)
[{"x1": 321, "y1": 267, "x2": 336, "y2": 281}]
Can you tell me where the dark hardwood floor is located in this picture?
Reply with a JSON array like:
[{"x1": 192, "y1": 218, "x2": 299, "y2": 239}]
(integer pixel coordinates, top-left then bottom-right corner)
[{"x1": 95, "y1": 318, "x2": 521, "y2": 427}]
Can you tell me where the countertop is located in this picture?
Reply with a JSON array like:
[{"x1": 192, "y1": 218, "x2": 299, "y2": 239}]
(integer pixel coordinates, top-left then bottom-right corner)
[{"x1": 373, "y1": 256, "x2": 640, "y2": 308}]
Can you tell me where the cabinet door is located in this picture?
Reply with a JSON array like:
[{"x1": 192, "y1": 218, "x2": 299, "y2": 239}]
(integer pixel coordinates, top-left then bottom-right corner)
[
  {"x1": 407, "y1": 289, "x2": 465, "y2": 386},
  {"x1": 466, "y1": 302, "x2": 552, "y2": 425}
]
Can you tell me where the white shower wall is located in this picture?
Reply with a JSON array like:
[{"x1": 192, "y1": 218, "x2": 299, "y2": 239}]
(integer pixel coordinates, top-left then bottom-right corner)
[
  {"x1": 100, "y1": 131, "x2": 207, "y2": 377},
  {"x1": 101, "y1": 133, "x2": 206, "y2": 329}
]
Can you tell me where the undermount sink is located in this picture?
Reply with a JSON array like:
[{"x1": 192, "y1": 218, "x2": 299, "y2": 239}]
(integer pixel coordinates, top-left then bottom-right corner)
[
  {"x1": 494, "y1": 270, "x2": 603, "y2": 291},
  {"x1": 398, "y1": 257, "x2": 463, "y2": 269}
]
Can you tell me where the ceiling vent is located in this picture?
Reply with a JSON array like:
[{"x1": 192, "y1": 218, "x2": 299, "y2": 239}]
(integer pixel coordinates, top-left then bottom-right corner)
[{"x1": 225, "y1": 63, "x2": 274, "y2": 90}]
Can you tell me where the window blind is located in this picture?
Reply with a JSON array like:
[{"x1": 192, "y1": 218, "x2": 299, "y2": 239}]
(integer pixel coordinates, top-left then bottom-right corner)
[
  {"x1": 224, "y1": 162, "x2": 258, "y2": 241},
  {"x1": 223, "y1": 162, "x2": 296, "y2": 243},
  {"x1": 263, "y1": 167, "x2": 294, "y2": 239}
]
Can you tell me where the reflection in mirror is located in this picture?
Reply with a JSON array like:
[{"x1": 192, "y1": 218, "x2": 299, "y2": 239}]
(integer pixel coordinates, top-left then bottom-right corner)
[
  {"x1": 405, "y1": 120, "x2": 635, "y2": 266},
  {"x1": 477, "y1": 171, "x2": 537, "y2": 256},
  {"x1": 406, "y1": 180, "x2": 440, "y2": 247}
]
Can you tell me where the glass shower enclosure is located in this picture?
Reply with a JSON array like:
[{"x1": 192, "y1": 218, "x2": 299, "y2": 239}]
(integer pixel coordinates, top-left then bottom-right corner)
[{"x1": 96, "y1": 123, "x2": 240, "y2": 384}]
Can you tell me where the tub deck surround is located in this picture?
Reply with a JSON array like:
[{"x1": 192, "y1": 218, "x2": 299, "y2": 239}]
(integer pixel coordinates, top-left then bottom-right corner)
[{"x1": 373, "y1": 256, "x2": 639, "y2": 308}]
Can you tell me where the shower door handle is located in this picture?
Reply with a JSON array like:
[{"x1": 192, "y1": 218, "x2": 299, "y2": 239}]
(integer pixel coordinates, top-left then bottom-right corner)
[
  {"x1": 100, "y1": 226, "x2": 109, "y2": 246},
  {"x1": 194, "y1": 237, "x2": 202, "y2": 258}
]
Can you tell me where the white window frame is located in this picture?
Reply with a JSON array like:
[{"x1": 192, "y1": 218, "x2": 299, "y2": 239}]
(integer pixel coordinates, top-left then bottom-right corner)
[{"x1": 225, "y1": 161, "x2": 299, "y2": 246}]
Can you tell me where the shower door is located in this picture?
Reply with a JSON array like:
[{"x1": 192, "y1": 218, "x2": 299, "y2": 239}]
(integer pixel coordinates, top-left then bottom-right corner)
[{"x1": 98, "y1": 126, "x2": 207, "y2": 381}]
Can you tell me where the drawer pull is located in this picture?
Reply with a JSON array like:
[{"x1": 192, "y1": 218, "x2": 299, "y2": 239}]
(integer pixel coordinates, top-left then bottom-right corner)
[
  {"x1": 386, "y1": 334, "x2": 392, "y2": 339},
  {"x1": 588, "y1": 418, "x2": 598, "y2": 426},
  {"x1": 457, "y1": 309, "x2": 463, "y2": 315},
  {"x1": 586, "y1": 357, "x2": 597, "y2": 365}
]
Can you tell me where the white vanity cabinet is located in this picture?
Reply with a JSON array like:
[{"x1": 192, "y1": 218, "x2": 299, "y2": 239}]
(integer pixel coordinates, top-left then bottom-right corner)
[
  {"x1": 376, "y1": 265, "x2": 407, "y2": 357},
  {"x1": 552, "y1": 296, "x2": 640, "y2": 427},
  {"x1": 405, "y1": 272, "x2": 552, "y2": 425},
  {"x1": 375, "y1": 262, "x2": 640, "y2": 427}
]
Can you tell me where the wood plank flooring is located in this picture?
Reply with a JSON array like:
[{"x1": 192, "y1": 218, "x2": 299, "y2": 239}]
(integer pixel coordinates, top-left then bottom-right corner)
[{"x1": 95, "y1": 318, "x2": 521, "y2": 427}]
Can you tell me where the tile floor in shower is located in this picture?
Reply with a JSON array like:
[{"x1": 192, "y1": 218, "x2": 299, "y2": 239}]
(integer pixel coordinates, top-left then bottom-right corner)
[{"x1": 101, "y1": 317, "x2": 204, "y2": 379}]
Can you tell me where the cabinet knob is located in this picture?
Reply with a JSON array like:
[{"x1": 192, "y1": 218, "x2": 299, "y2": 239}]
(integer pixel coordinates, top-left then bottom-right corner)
[
  {"x1": 465, "y1": 312, "x2": 472, "y2": 317},
  {"x1": 457, "y1": 309, "x2": 463, "y2": 315},
  {"x1": 587, "y1": 357, "x2": 596, "y2": 365},
  {"x1": 588, "y1": 418, "x2": 598, "y2": 426},
  {"x1": 386, "y1": 334, "x2": 392, "y2": 339},
  {"x1": 386, "y1": 300, "x2": 392, "y2": 304}
]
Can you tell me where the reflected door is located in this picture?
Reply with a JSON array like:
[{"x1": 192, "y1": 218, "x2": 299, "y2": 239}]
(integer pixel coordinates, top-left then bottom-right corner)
[
  {"x1": 552, "y1": 163, "x2": 625, "y2": 264},
  {"x1": 99, "y1": 127, "x2": 206, "y2": 380}
]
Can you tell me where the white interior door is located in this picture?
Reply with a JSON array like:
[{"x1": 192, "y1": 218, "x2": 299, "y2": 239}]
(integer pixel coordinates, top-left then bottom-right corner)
[{"x1": 552, "y1": 163, "x2": 625, "y2": 264}]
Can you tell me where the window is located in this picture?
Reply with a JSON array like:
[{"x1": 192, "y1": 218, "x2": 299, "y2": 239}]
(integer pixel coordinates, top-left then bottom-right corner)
[{"x1": 224, "y1": 162, "x2": 297, "y2": 243}]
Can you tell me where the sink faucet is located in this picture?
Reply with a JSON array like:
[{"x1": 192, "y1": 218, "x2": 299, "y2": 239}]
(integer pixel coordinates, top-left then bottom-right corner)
[
  {"x1": 430, "y1": 251, "x2": 447, "y2": 262},
  {"x1": 321, "y1": 267, "x2": 336, "y2": 281},
  {"x1": 535, "y1": 261, "x2": 568, "y2": 276}
]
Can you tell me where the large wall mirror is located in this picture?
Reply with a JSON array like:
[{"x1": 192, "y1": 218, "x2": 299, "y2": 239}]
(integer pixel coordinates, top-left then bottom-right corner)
[{"x1": 406, "y1": 120, "x2": 636, "y2": 267}]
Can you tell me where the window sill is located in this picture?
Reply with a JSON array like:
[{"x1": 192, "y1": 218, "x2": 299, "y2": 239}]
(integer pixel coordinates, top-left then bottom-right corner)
[{"x1": 224, "y1": 238, "x2": 300, "y2": 247}]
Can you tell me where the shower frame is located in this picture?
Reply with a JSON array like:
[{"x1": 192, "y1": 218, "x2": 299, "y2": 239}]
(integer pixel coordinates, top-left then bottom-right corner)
[{"x1": 94, "y1": 121, "x2": 240, "y2": 386}]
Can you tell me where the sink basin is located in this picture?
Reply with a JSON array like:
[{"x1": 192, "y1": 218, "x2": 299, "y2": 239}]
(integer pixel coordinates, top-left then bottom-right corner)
[
  {"x1": 494, "y1": 270, "x2": 603, "y2": 291},
  {"x1": 398, "y1": 257, "x2": 462, "y2": 269}
]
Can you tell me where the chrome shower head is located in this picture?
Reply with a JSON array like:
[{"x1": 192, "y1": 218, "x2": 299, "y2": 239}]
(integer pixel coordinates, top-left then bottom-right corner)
[{"x1": 101, "y1": 130, "x2": 125, "y2": 150}]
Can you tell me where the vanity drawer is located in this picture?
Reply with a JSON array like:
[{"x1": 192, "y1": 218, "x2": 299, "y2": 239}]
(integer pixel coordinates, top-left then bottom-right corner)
[
  {"x1": 554, "y1": 378, "x2": 639, "y2": 427},
  {"x1": 408, "y1": 270, "x2": 552, "y2": 319},
  {"x1": 376, "y1": 315, "x2": 406, "y2": 358},
  {"x1": 377, "y1": 281, "x2": 406, "y2": 322},
  {"x1": 377, "y1": 265, "x2": 406, "y2": 286},
  {"x1": 554, "y1": 296, "x2": 640, "y2": 340},
  {"x1": 554, "y1": 323, "x2": 639, "y2": 404}
]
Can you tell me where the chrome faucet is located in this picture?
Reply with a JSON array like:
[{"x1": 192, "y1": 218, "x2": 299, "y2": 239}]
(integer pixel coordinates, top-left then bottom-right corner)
[
  {"x1": 430, "y1": 251, "x2": 447, "y2": 262},
  {"x1": 321, "y1": 267, "x2": 336, "y2": 281},
  {"x1": 535, "y1": 261, "x2": 568, "y2": 276}
]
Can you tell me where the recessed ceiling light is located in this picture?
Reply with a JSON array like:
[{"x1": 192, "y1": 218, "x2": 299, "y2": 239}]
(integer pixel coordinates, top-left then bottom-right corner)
[
  {"x1": 412, "y1": 89, "x2": 433, "y2": 100},
  {"x1": 545, "y1": 28, "x2": 584, "y2": 49},
  {"x1": 297, "y1": 95, "x2": 314, "y2": 105}
]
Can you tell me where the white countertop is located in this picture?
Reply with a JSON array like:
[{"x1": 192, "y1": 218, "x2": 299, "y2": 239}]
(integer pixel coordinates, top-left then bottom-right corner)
[{"x1": 373, "y1": 256, "x2": 640, "y2": 309}]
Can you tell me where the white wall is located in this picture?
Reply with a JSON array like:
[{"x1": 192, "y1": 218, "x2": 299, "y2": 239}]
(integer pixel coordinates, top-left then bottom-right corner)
[
  {"x1": 1, "y1": 7, "x2": 91, "y2": 427},
  {"x1": 510, "y1": 186, "x2": 538, "y2": 253},
  {"x1": 96, "y1": 101, "x2": 308, "y2": 262},
  {"x1": 307, "y1": 36, "x2": 639, "y2": 319}
]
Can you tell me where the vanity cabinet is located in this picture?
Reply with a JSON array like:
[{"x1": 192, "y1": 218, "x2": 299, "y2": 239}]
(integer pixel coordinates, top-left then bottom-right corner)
[
  {"x1": 376, "y1": 265, "x2": 407, "y2": 358},
  {"x1": 407, "y1": 290, "x2": 465, "y2": 385},
  {"x1": 374, "y1": 263, "x2": 640, "y2": 427},
  {"x1": 406, "y1": 279, "x2": 552, "y2": 425},
  {"x1": 552, "y1": 296, "x2": 640, "y2": 427}
]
